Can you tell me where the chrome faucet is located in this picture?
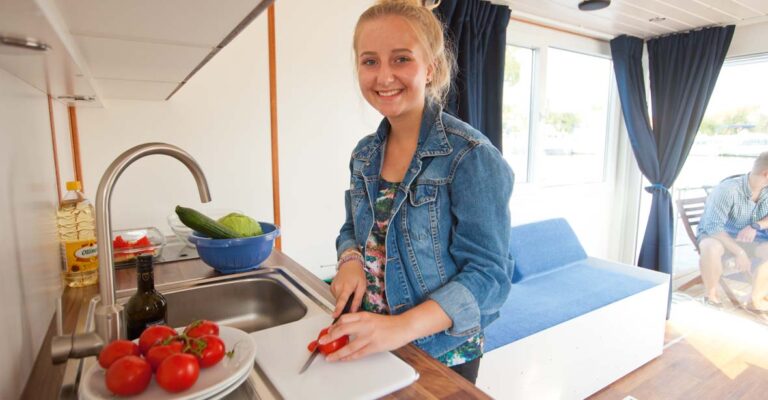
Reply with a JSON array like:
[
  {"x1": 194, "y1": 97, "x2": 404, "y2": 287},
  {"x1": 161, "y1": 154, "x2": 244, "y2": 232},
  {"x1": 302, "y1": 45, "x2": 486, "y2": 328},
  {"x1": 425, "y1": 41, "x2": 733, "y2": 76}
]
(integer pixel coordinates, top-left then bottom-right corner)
[{"x1": 52, "y1": 143, "x2": 211, "y2": 363}]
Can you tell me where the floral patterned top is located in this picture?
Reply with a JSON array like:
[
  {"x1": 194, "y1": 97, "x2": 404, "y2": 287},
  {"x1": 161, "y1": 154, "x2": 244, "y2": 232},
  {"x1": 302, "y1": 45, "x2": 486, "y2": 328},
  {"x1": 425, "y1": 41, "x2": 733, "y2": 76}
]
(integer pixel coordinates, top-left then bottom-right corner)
[{"x1": 362, "y1": 179, "x2": 483, "y2": 367}]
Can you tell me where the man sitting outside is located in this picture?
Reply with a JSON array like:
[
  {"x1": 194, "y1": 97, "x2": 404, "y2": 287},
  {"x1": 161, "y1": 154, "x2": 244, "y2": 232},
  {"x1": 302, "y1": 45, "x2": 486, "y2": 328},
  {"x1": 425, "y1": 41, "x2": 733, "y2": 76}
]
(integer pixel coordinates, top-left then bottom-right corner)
[{"x1": 697, "y1": 151, "x2": 768, "y2": 314}]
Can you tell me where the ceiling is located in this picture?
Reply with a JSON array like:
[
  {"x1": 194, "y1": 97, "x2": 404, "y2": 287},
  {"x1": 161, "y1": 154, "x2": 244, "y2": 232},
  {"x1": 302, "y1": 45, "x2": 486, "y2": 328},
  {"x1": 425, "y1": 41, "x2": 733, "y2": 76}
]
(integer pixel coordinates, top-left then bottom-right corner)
[
  {"x1": 501, "y1": 0, "x2": 768, "y2": 40},
  {"x1": 0, "y1": 0, "x2": 271, "y2": 105}
]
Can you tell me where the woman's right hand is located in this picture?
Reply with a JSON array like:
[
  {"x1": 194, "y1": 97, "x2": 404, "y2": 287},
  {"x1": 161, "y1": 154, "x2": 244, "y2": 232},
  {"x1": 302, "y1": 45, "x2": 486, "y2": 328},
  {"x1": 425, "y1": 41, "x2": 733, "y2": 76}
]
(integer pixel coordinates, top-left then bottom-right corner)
[{"x1": 330, "y1": 256, "x2": 367, "y2": 317}]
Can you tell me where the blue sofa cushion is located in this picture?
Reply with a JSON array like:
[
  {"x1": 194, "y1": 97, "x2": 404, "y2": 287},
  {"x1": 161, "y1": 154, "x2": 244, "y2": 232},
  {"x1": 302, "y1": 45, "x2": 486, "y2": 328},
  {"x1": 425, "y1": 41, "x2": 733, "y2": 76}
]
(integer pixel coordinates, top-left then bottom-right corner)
[
  {"x1": 484, "y1": 260, "x2": 659, "y2": 352},
  {"x1": 509, "y1": 218, "x2": 588, "y2": 283}
]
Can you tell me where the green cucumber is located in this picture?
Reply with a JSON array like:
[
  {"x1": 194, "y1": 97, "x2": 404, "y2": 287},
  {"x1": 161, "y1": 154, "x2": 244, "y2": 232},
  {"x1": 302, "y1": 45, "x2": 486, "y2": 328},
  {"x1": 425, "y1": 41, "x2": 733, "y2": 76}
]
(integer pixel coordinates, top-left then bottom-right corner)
[{"x1": 175, "y1": 206, "x2": 241, "y2": 239}]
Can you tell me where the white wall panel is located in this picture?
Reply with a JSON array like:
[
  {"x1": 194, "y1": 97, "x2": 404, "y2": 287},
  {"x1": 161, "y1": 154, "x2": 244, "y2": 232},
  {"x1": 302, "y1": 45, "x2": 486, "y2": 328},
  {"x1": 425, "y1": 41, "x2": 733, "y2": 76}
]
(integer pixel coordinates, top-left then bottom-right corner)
[
  {"x1": 0, "y1": 68, "x2": 62, "y2": 399},
  {"x1": 275, "y1": 0, "x2": 380, "y2": 277},
  {"x1": 78, "y1": 17, "x2": 273, "y2": 245}
]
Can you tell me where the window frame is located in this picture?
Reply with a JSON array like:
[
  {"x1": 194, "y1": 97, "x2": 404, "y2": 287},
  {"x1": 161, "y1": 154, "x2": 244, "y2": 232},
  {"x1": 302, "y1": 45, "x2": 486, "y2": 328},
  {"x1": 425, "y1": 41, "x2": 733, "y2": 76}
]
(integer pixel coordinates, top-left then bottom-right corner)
[{"x1": 503, "y1": 22, "x2": 620, "y2": 190}]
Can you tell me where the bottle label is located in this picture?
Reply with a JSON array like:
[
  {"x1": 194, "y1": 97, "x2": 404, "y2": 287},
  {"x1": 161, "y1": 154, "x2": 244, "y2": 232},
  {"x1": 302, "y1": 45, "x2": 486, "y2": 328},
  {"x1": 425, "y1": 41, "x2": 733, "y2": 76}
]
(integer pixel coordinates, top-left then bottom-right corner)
[
  {"x1": 141, "y1": 272, "x2": 152, "y2": 282},
  {"x1": 61, "y1": 239, "x2": 99, "y2": 273}
]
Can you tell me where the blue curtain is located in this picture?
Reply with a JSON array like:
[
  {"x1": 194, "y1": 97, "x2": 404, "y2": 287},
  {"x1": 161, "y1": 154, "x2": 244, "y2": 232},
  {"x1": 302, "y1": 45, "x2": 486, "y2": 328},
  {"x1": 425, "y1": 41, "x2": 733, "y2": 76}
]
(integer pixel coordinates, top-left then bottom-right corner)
[
  {"x1": 611, "y1": 27, "x2": 734, "y2": 279},
  {"x1": 435, "y1": 0, "x2": 510, "y2": 151}
]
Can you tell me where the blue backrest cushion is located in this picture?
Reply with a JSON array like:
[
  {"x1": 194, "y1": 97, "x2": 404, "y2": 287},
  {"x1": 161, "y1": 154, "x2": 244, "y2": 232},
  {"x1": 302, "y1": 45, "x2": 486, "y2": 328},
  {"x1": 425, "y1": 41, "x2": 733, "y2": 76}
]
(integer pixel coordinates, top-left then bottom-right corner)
[{"x1": 509, "y1": 218, "x2": 588, "y2": 283}]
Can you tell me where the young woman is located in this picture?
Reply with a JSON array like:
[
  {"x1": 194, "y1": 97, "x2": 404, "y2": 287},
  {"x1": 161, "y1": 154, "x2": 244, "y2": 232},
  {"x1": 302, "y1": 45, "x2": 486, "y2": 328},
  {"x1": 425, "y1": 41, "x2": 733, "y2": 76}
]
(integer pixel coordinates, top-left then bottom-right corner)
[{"x1": 320, "y1": 0, "x2": 514, "y2": 383}]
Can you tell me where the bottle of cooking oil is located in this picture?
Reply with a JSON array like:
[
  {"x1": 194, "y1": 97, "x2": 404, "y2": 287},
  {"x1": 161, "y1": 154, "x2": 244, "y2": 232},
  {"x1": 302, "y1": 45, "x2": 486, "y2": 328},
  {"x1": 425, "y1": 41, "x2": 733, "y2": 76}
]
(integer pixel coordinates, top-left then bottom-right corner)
[{"x1": 58, "y1": 181, "x2": 99, "y2": 287}]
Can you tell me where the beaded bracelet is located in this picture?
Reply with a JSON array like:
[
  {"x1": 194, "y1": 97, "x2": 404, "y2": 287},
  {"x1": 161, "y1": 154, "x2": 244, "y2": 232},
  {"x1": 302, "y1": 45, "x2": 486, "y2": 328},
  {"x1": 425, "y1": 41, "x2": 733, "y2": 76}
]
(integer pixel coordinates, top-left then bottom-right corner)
[{"x1": 336, "y1": 252, "x2": 364, "y2": 271}]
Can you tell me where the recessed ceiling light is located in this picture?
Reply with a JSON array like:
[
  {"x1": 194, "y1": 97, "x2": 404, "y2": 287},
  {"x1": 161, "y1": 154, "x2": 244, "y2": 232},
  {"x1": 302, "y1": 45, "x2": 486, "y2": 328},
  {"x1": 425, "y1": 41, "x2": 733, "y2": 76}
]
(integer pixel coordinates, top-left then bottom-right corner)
[
  {"x1": 578, "y1": 0, "x2": 611, "y2": 11},
  {"x1": 649, "y1": 17, "x2": 667, "y2": 22}
]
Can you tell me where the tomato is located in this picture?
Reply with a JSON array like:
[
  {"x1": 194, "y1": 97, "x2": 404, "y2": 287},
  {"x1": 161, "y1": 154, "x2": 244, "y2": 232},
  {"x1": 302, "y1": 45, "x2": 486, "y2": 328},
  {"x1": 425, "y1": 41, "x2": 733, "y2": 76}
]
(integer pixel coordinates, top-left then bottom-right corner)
[
  {"x1": 146, "y1": 340, "x2": 184, "y2": 371},
  {"x1": 184, "y1": 320, "x2": 219, "y2": 338},
  {"x1": 98, "y1": 340, "x2": 140, "y2": 369},
  {"x1": 187, "y1": 335, "x2": 226, "y2": 368},
  {"x1": 138, "y1": 325, "x2": 177, "y2": 355},
  {"x1": 113, "y1": 235, "x2": 129, "y2": 249},
  {"x1": 156, "y1": 353, "x2": 200, "y2": 393},
  {"x1": 308, "y1": 327, "x2": 349, "y2": 356},
  {"x1": 105, "y1": 355, "x2": 152, "y2": 396},
  {"x1": 134, "y1": 236, "x2": 151, "y2": 248}
]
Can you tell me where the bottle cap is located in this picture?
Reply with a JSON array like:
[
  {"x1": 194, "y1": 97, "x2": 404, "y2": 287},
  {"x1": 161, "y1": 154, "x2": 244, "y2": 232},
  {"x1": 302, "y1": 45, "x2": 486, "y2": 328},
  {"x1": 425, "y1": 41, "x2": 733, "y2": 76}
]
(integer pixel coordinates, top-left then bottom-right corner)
[{"x1": 66, "y1": 181, "x2": 82, "y2": 191}]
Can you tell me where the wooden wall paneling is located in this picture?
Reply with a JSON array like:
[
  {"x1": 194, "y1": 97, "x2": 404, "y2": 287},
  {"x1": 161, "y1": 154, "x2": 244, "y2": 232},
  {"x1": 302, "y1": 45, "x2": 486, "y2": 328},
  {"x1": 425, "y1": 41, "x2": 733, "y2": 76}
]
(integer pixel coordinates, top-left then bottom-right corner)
[{"x1": 268, "y1": 4, "x2": 282, "y2": 250}]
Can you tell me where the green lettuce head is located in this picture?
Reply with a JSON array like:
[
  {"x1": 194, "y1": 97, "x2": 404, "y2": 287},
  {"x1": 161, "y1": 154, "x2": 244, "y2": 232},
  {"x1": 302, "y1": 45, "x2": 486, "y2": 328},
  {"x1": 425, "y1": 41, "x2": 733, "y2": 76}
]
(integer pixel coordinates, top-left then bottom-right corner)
[{"x1": 217, "y1": 213, "x2": 263, "y2": 237}]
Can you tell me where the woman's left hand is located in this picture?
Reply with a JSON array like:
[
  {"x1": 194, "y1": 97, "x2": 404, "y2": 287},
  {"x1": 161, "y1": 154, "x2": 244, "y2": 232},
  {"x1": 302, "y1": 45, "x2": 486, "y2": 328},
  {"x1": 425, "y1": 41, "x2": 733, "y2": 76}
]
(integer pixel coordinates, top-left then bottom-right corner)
[{"x1": 318, "y1": 312, "x2": 412, "y2": 362}]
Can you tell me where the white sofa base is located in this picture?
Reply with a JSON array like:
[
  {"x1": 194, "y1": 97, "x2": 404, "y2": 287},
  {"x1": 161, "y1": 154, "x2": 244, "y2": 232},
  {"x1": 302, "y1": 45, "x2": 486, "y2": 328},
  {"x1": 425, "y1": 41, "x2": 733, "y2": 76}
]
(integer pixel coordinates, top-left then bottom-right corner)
[{"x1": 477, "y1": 259, "x2": 669, "y2": 400}]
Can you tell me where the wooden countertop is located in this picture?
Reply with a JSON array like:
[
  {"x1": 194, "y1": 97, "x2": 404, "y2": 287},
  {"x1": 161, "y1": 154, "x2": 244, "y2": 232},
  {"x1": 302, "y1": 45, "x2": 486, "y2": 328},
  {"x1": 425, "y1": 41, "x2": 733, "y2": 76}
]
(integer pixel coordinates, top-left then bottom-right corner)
[{"x1": 22, "y1": 250, "x2": 490, "y2": 399}]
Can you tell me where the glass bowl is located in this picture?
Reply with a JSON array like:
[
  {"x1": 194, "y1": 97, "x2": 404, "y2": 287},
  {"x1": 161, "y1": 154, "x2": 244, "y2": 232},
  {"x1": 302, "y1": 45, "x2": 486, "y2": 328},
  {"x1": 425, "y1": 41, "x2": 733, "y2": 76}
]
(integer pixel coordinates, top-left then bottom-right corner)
[{"x1": 112, "y1": 227, "x2": 166, "y2": 267}]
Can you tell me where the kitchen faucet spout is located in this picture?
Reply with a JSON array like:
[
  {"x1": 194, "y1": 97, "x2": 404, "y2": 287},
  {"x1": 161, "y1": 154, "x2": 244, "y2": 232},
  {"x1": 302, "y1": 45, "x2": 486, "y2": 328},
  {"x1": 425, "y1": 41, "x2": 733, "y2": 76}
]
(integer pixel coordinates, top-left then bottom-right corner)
[{"x1": 52, "y1": 143, "x2": 210, "y2": 363}]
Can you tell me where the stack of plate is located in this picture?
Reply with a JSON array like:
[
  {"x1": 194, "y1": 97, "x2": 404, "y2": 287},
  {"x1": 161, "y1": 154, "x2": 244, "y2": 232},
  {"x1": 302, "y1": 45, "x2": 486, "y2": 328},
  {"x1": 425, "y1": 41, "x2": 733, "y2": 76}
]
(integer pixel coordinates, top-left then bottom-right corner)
[{"x1": 79, "y1": 326, "x2": 256, "y2": 400}]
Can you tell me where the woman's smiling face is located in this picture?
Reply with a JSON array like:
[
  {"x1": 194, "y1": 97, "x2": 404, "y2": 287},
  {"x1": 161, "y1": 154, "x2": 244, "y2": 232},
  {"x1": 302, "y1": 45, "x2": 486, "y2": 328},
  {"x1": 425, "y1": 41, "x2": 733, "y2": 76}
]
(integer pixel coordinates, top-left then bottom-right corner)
[{"x1": 356, "y1": 15, "x2": 433, "y2": 122}]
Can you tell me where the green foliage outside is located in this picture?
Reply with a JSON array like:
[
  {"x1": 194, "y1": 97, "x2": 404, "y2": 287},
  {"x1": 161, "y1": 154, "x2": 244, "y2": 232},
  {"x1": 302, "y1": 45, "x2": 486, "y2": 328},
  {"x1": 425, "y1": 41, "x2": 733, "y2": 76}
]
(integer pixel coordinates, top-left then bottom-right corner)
[
  {"x1": 543, "y1": 111, "x2": 580, "y2": 134},
  {"x1": 504, "y1": 48, "x2": 520, "y2": 86},
  {"x1": 699, "y1": 106, "x2": 768, "y2": 135}
]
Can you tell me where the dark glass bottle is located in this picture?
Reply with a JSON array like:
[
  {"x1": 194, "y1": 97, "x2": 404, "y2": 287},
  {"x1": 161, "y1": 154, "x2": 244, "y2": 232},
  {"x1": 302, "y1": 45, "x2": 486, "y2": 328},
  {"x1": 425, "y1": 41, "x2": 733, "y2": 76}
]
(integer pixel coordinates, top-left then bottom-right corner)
[{"x1": 125, "y1": 254, "x2": 167, "y2": 340}]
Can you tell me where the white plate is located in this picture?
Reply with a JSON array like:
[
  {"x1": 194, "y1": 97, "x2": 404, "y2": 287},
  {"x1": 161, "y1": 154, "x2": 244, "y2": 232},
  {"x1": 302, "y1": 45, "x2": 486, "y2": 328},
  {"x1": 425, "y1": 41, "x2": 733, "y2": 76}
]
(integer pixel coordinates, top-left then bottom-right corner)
[
  {"x1": 80, "y1": 326, "x2": 256, "y2": 400},
  {"x1": 207, "y1": 367, "x2": 251, "y2": 400}
]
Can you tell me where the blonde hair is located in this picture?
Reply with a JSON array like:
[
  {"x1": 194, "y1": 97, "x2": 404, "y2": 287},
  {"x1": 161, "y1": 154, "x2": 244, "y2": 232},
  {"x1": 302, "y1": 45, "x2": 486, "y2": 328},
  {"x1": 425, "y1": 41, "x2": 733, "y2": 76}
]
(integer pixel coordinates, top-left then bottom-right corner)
[
  {"x1": 753, "y1": 151, "x2": 768, "y2": 174},
  {"x1": 353, "y1": 0, "x2": 455, "y2": 106}
]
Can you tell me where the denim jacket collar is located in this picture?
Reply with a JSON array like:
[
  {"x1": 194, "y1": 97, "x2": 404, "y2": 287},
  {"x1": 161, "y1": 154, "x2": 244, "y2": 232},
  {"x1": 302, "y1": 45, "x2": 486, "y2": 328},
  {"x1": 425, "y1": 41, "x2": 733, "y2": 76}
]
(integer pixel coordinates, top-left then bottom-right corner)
[{"x1": 351, "y1": 102, "x2": 453, "y2": 163}]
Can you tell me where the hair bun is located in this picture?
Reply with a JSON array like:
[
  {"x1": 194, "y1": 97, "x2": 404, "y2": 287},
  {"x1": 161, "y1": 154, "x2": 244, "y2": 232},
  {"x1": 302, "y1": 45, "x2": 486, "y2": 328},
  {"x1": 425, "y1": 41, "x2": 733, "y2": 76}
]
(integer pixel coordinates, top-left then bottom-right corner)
[{"x1": 376, "y1": 0, "x2": 441, "y2": 11}]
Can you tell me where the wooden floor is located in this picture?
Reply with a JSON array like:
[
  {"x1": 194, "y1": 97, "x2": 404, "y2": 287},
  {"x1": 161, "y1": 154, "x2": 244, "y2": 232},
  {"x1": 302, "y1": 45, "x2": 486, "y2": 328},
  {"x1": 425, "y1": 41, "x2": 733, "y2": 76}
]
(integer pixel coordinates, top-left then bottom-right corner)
[{"x1": 589, "y1": 294, "x2": 768, "y2": 400}]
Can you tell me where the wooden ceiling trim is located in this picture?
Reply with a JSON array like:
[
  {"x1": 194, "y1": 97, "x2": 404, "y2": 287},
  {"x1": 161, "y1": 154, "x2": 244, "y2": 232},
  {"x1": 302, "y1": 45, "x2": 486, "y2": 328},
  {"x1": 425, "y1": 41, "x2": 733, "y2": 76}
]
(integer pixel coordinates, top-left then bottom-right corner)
[
  {"x1": 734, "y1": 0, "x2": 768, "y2": 14},
  {"x1": 624, "y1": 0, "x2": 717, "y2": 27},
  {"x1": 547, "y1": 0, "x2": 656, "y2": 35},
  {"x1": 700, "y1": 0, "x2": 763, "y2": 19},
  {"x1": 510, "y1": 16, "x2": 609, "y2": 42},
  {"x1": 608, "y1": 6, "x2": 684, "y2": 34},
  {"x1": 510, "y1": 2, "x2": 648, "y2": 37},
  {"x1": 663, "y1": 0, "x2": 730, "y2": 23}
]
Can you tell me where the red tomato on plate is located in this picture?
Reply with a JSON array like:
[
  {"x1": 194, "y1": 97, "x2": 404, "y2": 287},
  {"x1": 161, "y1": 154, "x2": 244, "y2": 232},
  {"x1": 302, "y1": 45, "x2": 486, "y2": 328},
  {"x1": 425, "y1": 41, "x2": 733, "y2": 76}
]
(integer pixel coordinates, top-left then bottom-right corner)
[
  {"x1": 98, "y1": 340, "x2": 140, "y2": 369},
  {"x1": 156, "y1": 353, "x2": 200, "y2": 393},
  {"x1": 138, "y1": 325, "x2": 177, "y2": 355},
  {"x1": 105, "y1": 355, "x2": 152, "y2": 396},
  {"x1": 187, "y1": 335, "x2": 226, "y2": 368},
  {"x1": 184, "y1": 320, "x2": 219, "y2": 338},
  {"x1": 146, "y1": 340, "x2": 184, "y2": 371}
]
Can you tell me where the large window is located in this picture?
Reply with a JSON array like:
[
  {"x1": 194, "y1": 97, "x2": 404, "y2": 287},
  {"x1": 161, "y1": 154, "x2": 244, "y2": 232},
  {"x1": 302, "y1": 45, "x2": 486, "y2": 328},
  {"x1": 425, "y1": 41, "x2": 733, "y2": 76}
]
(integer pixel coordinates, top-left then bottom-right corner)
[
  {"x1": 538, "y1": 48, "x2": 611, "y2": 185},
  {"x1": 502, "y1": 46, "x2": 613, "y2": 186},
  {"x1": 672, "y1": 55, "x2": 768, "y2": 281},
  {"x1": 501, "y1": 46, "x2": 534, "y2": 183},
  {"x1": 676, "y1": 56, "x2": 768, "y2": 190}
]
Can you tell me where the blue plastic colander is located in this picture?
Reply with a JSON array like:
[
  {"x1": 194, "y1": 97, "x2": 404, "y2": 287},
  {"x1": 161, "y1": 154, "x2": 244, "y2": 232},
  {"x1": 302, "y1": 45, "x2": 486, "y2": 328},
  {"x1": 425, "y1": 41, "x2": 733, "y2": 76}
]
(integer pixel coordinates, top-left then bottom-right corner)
[{"x1": 189, "y1": 222, "x2": 280, "y2": 274}]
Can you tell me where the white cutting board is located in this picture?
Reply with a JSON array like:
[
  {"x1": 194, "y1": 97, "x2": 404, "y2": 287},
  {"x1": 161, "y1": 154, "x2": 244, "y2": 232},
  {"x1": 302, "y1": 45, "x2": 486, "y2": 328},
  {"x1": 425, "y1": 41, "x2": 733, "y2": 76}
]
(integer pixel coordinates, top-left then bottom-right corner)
[{"x1": 250, "y1": 314, "x2": 419, "y2": 400}]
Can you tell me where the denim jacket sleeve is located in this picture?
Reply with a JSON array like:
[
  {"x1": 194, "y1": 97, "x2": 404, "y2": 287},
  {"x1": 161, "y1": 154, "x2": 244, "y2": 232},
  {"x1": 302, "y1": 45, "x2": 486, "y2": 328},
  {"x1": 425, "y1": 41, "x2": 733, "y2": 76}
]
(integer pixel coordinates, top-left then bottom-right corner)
[
  {"x1": 336, "y1": 157, "x2": 359, "y2": 259},
  {"x1": 428, "y1": 142, "x2": 514, "y2": 336}
]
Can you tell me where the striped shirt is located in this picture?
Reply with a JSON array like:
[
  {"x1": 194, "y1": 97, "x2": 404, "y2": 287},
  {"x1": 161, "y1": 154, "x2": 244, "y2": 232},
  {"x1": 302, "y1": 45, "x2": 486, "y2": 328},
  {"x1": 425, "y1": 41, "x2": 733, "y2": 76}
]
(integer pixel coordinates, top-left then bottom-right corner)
[{"x1": 697, "y1": 173, "x2": 768, "y2": 241}]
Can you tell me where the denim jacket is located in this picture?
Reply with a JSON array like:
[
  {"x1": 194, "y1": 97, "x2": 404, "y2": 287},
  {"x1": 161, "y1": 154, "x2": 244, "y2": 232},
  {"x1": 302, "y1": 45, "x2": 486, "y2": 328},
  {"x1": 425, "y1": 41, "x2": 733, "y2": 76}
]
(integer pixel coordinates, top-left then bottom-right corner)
[{"x1": 336, "y1": 103, "x2": 515, "y2": 358}]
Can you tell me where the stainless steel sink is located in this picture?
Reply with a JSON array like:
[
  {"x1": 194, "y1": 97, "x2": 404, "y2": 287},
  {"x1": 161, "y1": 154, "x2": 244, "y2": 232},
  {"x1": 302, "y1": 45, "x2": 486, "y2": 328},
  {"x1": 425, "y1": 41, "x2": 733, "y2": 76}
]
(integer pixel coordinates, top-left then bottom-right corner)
[
  {"x1": 61, "y1": 266, "x2": 333, "y2": 399},
  {"x1": 125, "y1": 278, "x2": 308, "y2": 333}
]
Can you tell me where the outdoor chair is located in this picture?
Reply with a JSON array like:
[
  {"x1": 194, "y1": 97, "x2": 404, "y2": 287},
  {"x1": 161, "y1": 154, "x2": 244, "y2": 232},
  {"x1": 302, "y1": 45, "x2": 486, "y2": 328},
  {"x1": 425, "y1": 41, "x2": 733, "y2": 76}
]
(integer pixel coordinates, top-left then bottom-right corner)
[{"x1": 675, "y1": 196, "x2": 742, "y2": 307}]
